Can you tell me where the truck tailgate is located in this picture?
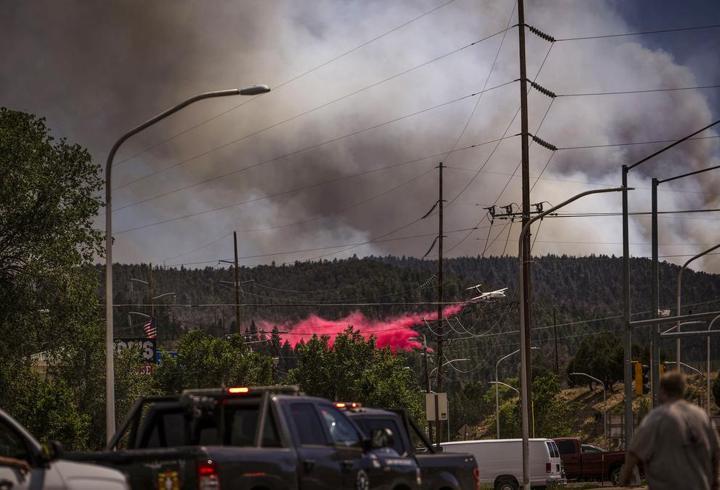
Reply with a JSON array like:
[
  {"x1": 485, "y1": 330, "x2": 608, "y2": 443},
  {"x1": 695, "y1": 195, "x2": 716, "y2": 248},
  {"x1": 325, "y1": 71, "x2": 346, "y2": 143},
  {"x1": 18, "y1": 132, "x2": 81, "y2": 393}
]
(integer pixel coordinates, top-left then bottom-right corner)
[
  {"x1": 68, "y1": 446, "x2": 207, "y2": 489},
  {"x1": 415, "y1": 452, "x2": 477, "y2": 490}
]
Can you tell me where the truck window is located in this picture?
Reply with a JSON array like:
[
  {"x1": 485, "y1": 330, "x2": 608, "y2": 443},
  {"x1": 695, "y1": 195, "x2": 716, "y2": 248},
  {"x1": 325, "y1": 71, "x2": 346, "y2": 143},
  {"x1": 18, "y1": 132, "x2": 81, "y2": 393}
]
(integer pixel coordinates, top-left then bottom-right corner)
[
  {"x1": 289, "y1": 403, "x2": 328, "y2": 446},
  {"x1": 318, "y1": 406, "x2": 361, "y2": 447},
  {"x1": 556, "y1": 439, "x2": 576, "y2": 455},
  {"x1": 353, "y1": 418, "x2": 405, "y2": 455},
  {"x1": 581, "y1": 444, "x2": 603, "y2": 454},
  {"x1": 143, "y1": 410, "x2": 187, "y2": 448},
  {"x1": 224, "y1": 405, "x2": 281, "y2": 447}
]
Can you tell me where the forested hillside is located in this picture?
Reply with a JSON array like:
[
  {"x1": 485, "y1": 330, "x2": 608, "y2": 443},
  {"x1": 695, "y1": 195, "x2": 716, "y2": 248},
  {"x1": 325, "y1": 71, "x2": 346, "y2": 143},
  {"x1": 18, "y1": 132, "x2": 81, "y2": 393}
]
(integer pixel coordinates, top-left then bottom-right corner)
[{"x1": 103, "y1": 254, "x2": 720, "y2": 369}]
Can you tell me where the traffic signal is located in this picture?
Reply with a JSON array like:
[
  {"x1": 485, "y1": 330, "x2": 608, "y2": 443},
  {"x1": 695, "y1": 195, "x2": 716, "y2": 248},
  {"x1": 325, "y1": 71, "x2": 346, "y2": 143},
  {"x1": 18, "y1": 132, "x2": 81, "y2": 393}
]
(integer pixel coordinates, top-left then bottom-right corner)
[{"x1": 633, "y1": 361, "x2": 650, "y2": 395}]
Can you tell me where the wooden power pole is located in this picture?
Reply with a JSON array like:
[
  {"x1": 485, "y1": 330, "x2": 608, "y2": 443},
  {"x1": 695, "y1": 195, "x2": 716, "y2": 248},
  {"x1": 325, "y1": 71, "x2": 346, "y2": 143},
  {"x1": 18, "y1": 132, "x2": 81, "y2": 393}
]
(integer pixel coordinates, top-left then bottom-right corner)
[
  {"x1": 435, "y1": 162, "x2": 445, "y2": 442},
  {"x1": 233, "y1": 231, "x2": 241, "y2": 334}
]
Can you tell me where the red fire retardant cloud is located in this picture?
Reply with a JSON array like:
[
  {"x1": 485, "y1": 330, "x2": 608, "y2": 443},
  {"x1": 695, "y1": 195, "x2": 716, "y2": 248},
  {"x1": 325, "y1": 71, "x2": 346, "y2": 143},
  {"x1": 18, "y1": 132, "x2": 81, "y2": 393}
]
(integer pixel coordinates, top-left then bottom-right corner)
[{"x1": 261, "y1": 304, "x2": 464, "y2": 352}]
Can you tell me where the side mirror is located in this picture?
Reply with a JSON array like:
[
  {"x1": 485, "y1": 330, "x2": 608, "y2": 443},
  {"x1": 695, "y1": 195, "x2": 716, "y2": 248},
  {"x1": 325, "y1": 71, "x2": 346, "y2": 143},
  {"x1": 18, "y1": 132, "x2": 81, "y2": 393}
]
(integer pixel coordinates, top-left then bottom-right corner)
[
  {"x1": 370, "y1": 428, "x2": 394, "y2": 450},
  {"x1": 47, "y1": 441, "x2": 64, "y2": 461}
]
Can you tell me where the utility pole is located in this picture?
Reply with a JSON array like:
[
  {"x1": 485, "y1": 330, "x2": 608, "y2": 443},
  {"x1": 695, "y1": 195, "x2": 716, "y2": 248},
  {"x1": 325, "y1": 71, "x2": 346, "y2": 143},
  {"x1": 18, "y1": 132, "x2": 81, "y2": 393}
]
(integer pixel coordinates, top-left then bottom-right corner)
[
  {"x1": 423, "y1": 335, "x2": 433, "y2": 445},
  {"x1": 622, "y1": 165, "x2": 634, "y2": 447},
  {"x1": 518, "y1": 1, "x2": 533, "y2": 488},
  {"x1": 651, "y1": 178, "x2": 660, "y2": 406},
  {"x1": 233, "y1": 231, "x2": 242, "y2": 334},
  {"x1": 148, "y1": 263, "x2": 154, "y2": 324},
  {"x1": 435, "y1": 162, "x2": 445, "y2": 443},
  {"x1": 553, "y1": 308, "x2": 559, "y2": 374}
]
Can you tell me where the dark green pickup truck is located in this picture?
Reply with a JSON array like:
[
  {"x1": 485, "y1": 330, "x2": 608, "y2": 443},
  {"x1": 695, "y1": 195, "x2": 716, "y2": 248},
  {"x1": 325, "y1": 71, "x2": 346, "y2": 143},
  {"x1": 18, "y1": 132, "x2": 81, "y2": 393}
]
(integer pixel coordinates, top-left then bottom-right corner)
[{"x1": 68, "y1": 386, "x2": 421, "y2": 489}]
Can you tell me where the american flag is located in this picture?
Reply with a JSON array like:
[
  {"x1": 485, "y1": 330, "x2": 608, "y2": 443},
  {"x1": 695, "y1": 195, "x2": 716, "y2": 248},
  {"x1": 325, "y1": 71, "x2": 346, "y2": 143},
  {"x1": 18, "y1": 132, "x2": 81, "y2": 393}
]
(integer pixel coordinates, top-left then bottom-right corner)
[{"x1": 143, "y1": 318, "x2": 157, "y2": 339}]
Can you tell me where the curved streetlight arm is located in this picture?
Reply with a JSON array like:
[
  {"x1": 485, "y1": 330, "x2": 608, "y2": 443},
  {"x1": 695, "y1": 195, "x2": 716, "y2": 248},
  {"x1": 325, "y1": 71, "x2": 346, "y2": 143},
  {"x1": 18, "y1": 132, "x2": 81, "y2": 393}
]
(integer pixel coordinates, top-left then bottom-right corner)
[
  {"x1": 491, "y1": 380, "x2": 520, "y2": 395},
  {"x1": 104, "y1": 86, "x2": 270, "y2": 444},
  {"x1": 128, "y1": 311, "x2": 151, "y2": 319},
  {"x1": 151, "y1": 292, "x2": 176, "y2": 301},
  {"x1": 663, "y1": 361, "x2": 703, "y2": 376},
  {"x1": 676, "y1": 242, "x2": 720, "y2": 366},
  {"x1": 570, "y1": 372, "x2": 604, "y2": 388}
]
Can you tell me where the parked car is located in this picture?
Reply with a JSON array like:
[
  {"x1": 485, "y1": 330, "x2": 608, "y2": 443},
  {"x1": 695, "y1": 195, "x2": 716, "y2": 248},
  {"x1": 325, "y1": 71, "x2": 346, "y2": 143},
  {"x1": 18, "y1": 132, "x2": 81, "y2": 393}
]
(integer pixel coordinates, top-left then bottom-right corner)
[
  {"x1": 553, "y1": 437, "x2": 627, "y2": 484},
  {"x1": 0, "y1": 408, "x2": 129, "y2": 490},
  {"x1": 336, "y1": 402, "x2": 480, "y2": 490},
  {"x1": 67, "y1": 385, "x2": 421, "y2": 489},
  {"x1": 441, "y1": 438, "x2": 565, "y2": 490}
]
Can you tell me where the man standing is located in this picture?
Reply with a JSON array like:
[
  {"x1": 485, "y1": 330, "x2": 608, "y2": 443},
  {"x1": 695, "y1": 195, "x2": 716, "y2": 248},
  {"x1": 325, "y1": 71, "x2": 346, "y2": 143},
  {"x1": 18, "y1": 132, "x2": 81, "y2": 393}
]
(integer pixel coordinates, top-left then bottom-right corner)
[{"x1": 619, "y1": 371, "x2": 719, "y2": 489}]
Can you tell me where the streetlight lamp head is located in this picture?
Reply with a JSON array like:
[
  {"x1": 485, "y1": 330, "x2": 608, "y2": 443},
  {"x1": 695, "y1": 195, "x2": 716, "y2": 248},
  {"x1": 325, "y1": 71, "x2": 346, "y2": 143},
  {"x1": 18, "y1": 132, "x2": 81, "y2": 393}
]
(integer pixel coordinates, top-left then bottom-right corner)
[{"x1": 239, "y1": 84, "x2": 271, "y2": 96}]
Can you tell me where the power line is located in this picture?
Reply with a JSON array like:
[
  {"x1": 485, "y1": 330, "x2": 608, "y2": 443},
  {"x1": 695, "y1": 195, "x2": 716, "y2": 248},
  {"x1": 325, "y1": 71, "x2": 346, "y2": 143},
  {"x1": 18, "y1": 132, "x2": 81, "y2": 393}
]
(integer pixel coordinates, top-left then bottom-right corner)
[
  {"x1": 556, "y1": 23, "x2": 720, "y2": 42},
  {"x1": 115, "y1": 135, "x2": 515, "y2": 235},
  {"x1": 557, "y1": 134, "x2": 720, "y2": 151},
  {"x1": 437, "y1": 1, "x2": 517, "y2": 168},
  {"x1": 165, "y1": 225, "x2": 488, "y2": 267},
  {"x1": 114, "y1": 81, "x2": 517, "y2": 214},
  {"x1": 445, "y1": 38, "x2": 556, "y2": 255},
  {"x1": 112, "y1": 28, "x2": 515, "y2": 193},
  {"x1": 112, "y1": 0, "x2": 459, "y2": 168},
  {"x1": 557, "y1": 84, "x2": 720, "y2": 97}
]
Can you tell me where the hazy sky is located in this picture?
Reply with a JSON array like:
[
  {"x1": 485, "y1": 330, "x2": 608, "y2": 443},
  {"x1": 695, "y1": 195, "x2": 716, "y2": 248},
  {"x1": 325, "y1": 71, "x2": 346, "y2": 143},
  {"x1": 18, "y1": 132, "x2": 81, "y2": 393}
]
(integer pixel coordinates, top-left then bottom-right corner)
[{"x1": 2, "y1": 0, "x2": 719, "y2": 271}]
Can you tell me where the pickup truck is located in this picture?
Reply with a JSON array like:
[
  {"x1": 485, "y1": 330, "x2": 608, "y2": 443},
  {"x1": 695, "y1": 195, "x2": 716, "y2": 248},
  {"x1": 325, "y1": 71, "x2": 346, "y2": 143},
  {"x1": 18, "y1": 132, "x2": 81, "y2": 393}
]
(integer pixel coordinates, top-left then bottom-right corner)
[
  {"x1": 337, "y1": 403, "x2": 479, "y2": 490},
  {"x1": 68, "y1": 386, "x2": 421, "y2": 489},
  {"x1": 0, "y1": 408, "x2": 129, "y2": 490},
  {"x1": 553, "y1": 437, "x2": 626, "y2": 484}
]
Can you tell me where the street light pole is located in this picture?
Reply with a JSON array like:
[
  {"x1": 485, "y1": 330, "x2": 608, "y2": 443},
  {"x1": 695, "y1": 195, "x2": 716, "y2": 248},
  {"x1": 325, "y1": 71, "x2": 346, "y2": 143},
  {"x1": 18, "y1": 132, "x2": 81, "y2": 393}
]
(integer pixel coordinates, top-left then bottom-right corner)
[
  {"x1": 495, "y1": 347, "x2": 538, "y2": 438},
  {"x1": 622, "y1": 119, "x2": 719, "y2": 445},
  {"x1": 676, "y1": 242, "x2": 720, "y2": 368},
  {"x1": 707, "y1": 316, "x2": 720, "y2": 415},
  {"x1": 570, "y1": 372, "x2": 607, "y2": 441},
  {"x1": 490, "y1": 381, "x2": 535, "y2": 438},
  {"x1": 104, "y1": 85, "x2": 270, "y2": 443},
  {"x1": 518, "y1": 187, "x2": 625, "y2": 487}
]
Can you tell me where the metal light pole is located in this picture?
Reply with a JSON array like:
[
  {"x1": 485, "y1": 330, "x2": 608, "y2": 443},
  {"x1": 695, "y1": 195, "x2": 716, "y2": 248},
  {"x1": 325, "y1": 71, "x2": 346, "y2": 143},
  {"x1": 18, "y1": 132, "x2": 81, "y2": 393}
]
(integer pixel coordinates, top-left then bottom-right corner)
[
  {"x1": 708, "y1": 316, "x2": 720, "y2": 415},
  {"x1": 622, "y1": 119, "x2": 719, "y2": 445},
  {"x1": 676, "y1": 242, "x2": 720, "y2": 368},
  {"x1": 495, "y1": 347, "x2": 538, "y2": 438},
  {"x1": 664, "y1": 361, "x2": 706, "y2": 408},
  {"x1": 518, "y1": 187, "x2": 625, "y2": 487},
  {"x1": 490, "y1": 381, "x2": 536, "y2": 438},
  {"x1": 104, "y1": 85, "x2": 270, "y2": 443},
  {"x1": 570, "y1": 372, "x2": 607, "y2": 441},
  {"x1": 651, "y1": 164, "x2": 719, "y2": 401}
]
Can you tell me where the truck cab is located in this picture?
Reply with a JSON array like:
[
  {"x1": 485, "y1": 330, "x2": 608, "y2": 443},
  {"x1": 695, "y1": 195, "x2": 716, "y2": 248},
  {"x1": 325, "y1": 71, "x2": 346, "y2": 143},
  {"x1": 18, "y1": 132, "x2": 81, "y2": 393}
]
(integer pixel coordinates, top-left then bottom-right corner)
[
  {"x1": 69, "y1": 386, "x2": 421, "y2": 490},
  {"x1": 337, "y1": 403, "x2": 479, "y2": 490}
]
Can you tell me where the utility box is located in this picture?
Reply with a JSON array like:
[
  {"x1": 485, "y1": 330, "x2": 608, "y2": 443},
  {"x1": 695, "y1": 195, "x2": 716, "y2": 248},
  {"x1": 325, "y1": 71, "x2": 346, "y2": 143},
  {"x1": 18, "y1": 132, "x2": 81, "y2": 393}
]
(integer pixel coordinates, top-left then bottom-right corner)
[{"x1": 425, "y1": 392, "x2": 448, "y2": 421}]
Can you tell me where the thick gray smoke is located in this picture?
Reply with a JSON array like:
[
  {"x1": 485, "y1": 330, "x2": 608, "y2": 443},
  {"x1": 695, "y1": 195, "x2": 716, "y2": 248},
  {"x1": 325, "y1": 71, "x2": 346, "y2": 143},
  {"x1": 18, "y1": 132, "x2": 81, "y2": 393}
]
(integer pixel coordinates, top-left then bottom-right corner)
[{"x1": 2, "y1": 0, "x2": 718, "y2": 270}]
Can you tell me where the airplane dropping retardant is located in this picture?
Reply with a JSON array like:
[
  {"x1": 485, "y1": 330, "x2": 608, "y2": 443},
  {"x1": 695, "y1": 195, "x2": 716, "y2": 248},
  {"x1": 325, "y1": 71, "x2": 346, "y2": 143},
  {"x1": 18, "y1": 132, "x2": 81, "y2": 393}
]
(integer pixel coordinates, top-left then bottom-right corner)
[{"x1": 465, "y1": 284, "x2": 508, "y2": 303}]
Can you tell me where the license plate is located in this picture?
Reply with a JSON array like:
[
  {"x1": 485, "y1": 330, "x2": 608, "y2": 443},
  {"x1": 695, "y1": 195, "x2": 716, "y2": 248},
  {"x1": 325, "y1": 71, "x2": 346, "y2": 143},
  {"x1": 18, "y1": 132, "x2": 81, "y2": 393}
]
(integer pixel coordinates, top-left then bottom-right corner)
[{"x1": 157, "y1": 470, "x2": 180, "y2": 490}]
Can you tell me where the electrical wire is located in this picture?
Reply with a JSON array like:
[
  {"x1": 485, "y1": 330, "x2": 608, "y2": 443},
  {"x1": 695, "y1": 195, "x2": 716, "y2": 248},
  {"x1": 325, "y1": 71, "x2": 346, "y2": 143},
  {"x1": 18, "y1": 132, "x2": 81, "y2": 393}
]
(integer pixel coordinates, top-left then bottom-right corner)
[
  {"x1": 556, "y1": 23, "x2": 720, "y2": 42},
  {"x1": 112, "y1": 0, "x2": 459, "y2": 167},
  {"x1": 558, "y1": 134, "x2": 720, "y2": 151},
  {"x1": 165, "y1": 224, "x2": 488, "y2": 267},
  {"x1": 445, "y1": 42, "x2": 556, "y2": 255},
  {"x1": 116, "y1": 134, "x2": 515, "y2": 235},
  {"x1": 114, "y1": 81, "x2": 517, "y2": 214},
  {"x1": 112, "y1": 30, "x2": 515, "y2": 193},
  {"x1": 557, "y1": 84, "x2": 720, "y2": 97},
  {"x1": 437, "y1": 1, "x2": 517, "y2": 169}
]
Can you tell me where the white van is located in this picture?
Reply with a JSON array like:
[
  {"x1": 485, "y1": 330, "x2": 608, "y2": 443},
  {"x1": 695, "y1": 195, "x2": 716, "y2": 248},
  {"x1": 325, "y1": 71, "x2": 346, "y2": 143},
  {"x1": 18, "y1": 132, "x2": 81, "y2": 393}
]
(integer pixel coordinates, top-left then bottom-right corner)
[{"x1": 441, "y1": 438, "x2": 565, "y2": 490}]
